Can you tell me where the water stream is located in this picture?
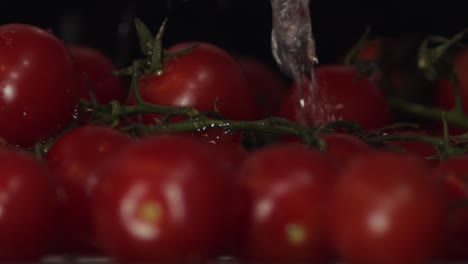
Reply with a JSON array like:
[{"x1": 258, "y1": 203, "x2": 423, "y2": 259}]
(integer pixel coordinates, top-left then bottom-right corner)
[{"x1": 270, "y1": 0, "x2": 318, "y2": 125}]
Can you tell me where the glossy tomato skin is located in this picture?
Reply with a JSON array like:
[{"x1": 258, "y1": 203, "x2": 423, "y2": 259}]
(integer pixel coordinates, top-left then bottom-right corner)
[
  {"x1": 129, "y1": 42, "x2": 261, "y2": 122},
  {"x1": 329, "y1": 151, "x2": 446, "y2": 264},
  {"x1": 279, "y1": 65, "x2": 391, "y2": 130},
  {"x1": 235, "y1": 143, "x2": 338, "y2": 263},
  {"x1": 0, "y1": 24, "x2": 80, "y2": 147},
  {"x1": 45, "y1": 124, "x2": 133, "y2": 255},
  {"x1": 0, "y1": 149, "x2": 58, "y2": 261},
  {"x1": 68, "y1": 45, "x2": 128, "y2": 104},
  {"x1": 236, "y1": 56, "x2": 288, "y2": 117},
  {"x1": 433, "y1": 156, "x2": 468, "y2": 261},
  {"x1": 92, "y1": 135, "x2": 230, "y2": 263}
]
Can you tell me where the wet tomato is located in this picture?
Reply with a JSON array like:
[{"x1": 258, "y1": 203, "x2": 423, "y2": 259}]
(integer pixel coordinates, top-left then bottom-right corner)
[
  {"x1": 235, "y1": 143, "x2": 338, "y2": 263},
  {"x1": 0, "y1": 148, "x2": 58, "y2": 261},
  {"x1": 0, "y1": 23, "x2": 80, "y2": 147},
  {"x1": 45, "y1": 124, "x2": 133, "y2": 254},
  {"x1": 128, "y1": 42, "x2": 260, "y2": 122},
  {"x1": 67, "y1": 45, "x2": 128, "y2": 104},
  {"x1": 92, "y1": 135, "x2": 230, "y2": 263},
  {"x1": 279, "y1": 65, "x2": 391, "y2": 130},
  {"x1": 329, "y1": 151, "x2": 446, "y2": 264}
]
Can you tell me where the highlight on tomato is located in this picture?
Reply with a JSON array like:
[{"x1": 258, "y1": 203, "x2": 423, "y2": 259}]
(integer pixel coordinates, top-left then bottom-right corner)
[{"x1": 0, "y1": 23, "x2": 81, "y2": 147}]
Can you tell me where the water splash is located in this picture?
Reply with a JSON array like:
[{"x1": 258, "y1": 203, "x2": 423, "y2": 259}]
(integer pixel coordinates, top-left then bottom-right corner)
[{"x1": 270, "y1": 0, "x2": 318, "y2": 125}]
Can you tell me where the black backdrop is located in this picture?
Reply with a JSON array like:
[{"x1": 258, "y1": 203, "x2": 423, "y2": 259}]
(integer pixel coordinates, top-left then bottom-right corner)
[{"x1": 3, "y1": 1, "x2": 466, "y2": 71}]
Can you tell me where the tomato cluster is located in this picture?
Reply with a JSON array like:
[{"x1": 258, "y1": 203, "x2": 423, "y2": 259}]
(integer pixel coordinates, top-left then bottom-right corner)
[{"x1": 0, "y1": 21, "x2": 467, "y2": 264}]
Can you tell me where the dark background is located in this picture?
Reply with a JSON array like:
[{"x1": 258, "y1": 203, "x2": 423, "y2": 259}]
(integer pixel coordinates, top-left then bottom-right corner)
[{"x1": 3, "y1": 1, "x2": 467, "y2": 71}]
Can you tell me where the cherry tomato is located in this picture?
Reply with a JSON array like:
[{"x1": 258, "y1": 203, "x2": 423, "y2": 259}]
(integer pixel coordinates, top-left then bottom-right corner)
[
  {"x1": 435, "y1": 47, "x2": 468, "y2": 133},
  {"x1": 279, "y1": 65, "x2": 391, "y2": 130},
  {"x1": 329, "y1": 151, "x2": 446, "y2": 264},
  {"x1": 235, "y1": 143, "x2": 338, "y2": 263},
  {"x1": 236, "y1": 56, "x2": 288, "y2": 117},
  {"x1": 386, "y1": 131, "x2": 439, "y2": 167},
  {"x1": 45, "y1": 124, "x2": 133, "y2": 255},
  {"x1": 435, "y1": 47, "x2": 468, "y2": 113},
  {"x1": 433, "y1": 155, "x2": 468, "y2": 261},
  {"x1": 0, "y1": 148, "x2": 58, "y2": 261},
  {"x1": 0, "y1": 23, "x2": 80, "y2": 147},
  {"x1": 321, "y1": 133, "x2": 374, "y2": 166},
  {"x1": 92, "y1": 135, "x2": 230, "y2": 263},
  {"x1": 128, "y1": 42, "x2": 260, "y2": 122},
  {"x1": 339, "y1": 37, "x2": 389, "y2": 63},
  {"x1": 67, "y1": 45, "x2": 128, "y2": 104}
]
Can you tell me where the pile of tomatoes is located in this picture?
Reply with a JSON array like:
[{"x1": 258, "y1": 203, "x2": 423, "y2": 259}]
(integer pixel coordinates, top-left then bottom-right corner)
[{"x1": 1, "y1": 21, "x2": 468, "y2": 264}]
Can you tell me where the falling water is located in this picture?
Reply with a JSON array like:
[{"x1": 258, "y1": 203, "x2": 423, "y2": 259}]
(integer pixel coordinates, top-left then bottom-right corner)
[{"x1": 270, "y1": 0, "x2": 318, "y2": 125}]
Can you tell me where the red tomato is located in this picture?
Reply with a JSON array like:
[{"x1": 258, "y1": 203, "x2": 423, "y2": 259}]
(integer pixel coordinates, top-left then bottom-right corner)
[
  {"x1": 329, "y1": 151, "x2": 446, "y2": 264},
  {"x1": 235, "y1": 143, "x2": 338, "y2": 263},
  {"x1": 68, "y1": 45, "x2": 128, "y2": 104},
  {"x1": 0, "y1": 23, "x2": 80, "y2": 147},
  {"x1": 236, "y1": 56, "x2": 288, "y2": 117},
  {"x1": 433, "y1": 156, "x2": 468, "y2": 261},
  {"x1": 0, "y1": 148, "x2": 58, "y2": 261},
  {"x1": 91, "y1": 135, "x2": 230, "y2": 262},
  {"x1": 279, "y1": 65, "x2": 391, "y2": 130},
  {"x1": 434, "y1": 48, "x2": 468, "y2": 133},
  {"x1": 339, "y1": 37, "x2": 388, "y2": 63},
  {"x1": 435, "y1": 48, "x2": 468, "y2": 113},
  {"x1": 386, "y1": 133, "x2": 439, "y2": 167},
  {"x1": 45, "y1": 124, "x2": 133, "y2": 255},
  {"x1": 321, "y1": 133, "x2": 374, "y2": 166},
  {"x1": 127, "y1": 42, "x2": 261, "y2": 122}
]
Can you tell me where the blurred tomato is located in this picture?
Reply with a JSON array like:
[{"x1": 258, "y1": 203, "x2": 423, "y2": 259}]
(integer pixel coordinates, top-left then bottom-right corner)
[
  {"x1": 92, "y1": 135, "x2": 230, "y2": 263},
  {"x1": 236, "y1": 56, "x2": 288, "y2": 117},
  {"x1": 68, "y1": 45, "x2": 128, "y2": 104},
  {"x1": 45, "y1": 124, "x2": 133, "y2": 254},
  {"x1": 329, "y1": 151, "x2": 446, "y2": 264},
  {"x1": 235, "y1": 143, "x2": 338, "y2": 263},
  {"x1": 321, "y1": 133, "x2": 374, "y2": 166},
  {"x1": 0, "y1": 148, "x2": 58, "y2": 261},
  {"x1": 434, "y1": 155, "x2": 468, "y2": 261}
]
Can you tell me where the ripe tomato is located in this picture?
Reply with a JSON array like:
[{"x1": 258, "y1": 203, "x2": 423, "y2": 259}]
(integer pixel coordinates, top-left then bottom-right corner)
[
  {"x1": 386, "y1": 131, "x2": 439, "y2": 167},
  {"x1": 45, "y1": 124, "x2": 133, "y2": 255},
  {"x1": 434, "y1": 47, "x2": 468, "y2": 133},
  {"x1": 0, "y1": 23, "x2": 80, "y2": 147},
  {"x1": 339, "y1": 37, "x2": 388, "y2": 63},
  {"x1": 127, "y1": 42, "x2": 261, "y2": 122},
  {"x1": 279, "y1": 65, "x2": 391, "y2": 130},
  {"x1": 435, "y1": 47, "x2": 468, "y2": 113},
  {"x1": 236, "y1": 56, "x2": 288, "y2": 117},
  {"x1": 0, "y1": 148, "x2": 58, "y2": 261},
  {"x1": 234, "y1": 143, "x2": 338, "y2": 263},
  {"x1": 67, "y1": 45, "x2": 128, "y2": 104},
  {"x1": 433, "y1": 156, "x2": 468, "y2": 261},
  {"x1": 91, "y1": 135, "x2": 230, "y2": 263},
  {"x1": 320, "y1": 133, "x2": 374, "y2": 166},
  {"x1": 329, "y1": 151, "x2": 446, "y2": 264}
]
